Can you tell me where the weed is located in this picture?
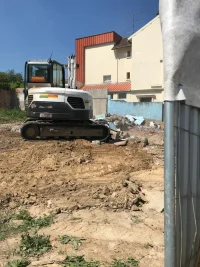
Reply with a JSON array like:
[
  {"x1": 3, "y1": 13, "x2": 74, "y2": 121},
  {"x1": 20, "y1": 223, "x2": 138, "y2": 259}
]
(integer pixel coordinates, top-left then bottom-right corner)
[
  {"x1": 0, "y1": 211, "x2": 19, "y2": 241},
  {"x1": 19, "y1": 233, "x2": 52, "y2": 257},
  {"x1": 131, "y1": 215, "x2": 142, "y2": 224},
  {"x1": 59, "y1": 255, "x2": 100, "y2": 267},
  {"x1": 5, "y1": 259, "x2": 30, "y2": 267},
  {"x1": 0, "y1": 109, "x2": 26, "y2": 124},
  {"x1": 110, "y1": 258, "x2": 139, "y2": 267},
  {"x1": 58, "y1": 235, "x2": 86, "y2": 250},
  {"x1": 0, "y1": 210, "x2": 53, "y2": 241},
  {"x1": 15, "y1": 210, "x2": 53, "y2": 231},
  {"x1": 14, "y1": 210, "x2": 32, "y2": 221}
]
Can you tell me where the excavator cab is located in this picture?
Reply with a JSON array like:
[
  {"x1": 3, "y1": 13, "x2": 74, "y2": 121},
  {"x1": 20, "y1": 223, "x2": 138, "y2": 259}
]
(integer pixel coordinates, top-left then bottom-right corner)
[{"x1": 24, "y1": 60, "x2": 65, "y2": 109}]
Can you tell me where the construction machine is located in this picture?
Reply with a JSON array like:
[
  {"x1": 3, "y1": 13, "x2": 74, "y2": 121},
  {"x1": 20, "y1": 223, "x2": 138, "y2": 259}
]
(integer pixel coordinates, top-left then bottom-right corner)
[{"x1": 21, "y1": 56, "x2": 109, "y2": 141}]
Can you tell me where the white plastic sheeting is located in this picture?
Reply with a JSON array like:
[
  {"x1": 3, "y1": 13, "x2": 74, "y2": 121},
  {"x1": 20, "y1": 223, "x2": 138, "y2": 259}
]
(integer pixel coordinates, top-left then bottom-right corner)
[{"x1": 160, "y1": 0, "x2": 200, "y2": 108}]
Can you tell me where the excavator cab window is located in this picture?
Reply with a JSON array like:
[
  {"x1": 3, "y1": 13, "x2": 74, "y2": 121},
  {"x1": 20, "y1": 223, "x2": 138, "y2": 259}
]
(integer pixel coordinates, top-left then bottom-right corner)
[{"x1": 28, "y1": 64, "x2": 50, "y2": 83}]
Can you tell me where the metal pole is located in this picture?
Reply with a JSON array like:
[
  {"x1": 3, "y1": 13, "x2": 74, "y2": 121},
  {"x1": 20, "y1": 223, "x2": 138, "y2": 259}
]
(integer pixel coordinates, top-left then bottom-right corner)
[{"x1": 164, "y1": 101, "x2": 176, "y2": 267}]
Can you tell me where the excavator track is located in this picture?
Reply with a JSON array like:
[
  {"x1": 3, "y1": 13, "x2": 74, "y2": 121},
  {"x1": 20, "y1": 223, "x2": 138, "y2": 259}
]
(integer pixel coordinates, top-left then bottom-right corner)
[{"x1": 20, "y1": 119, "x2": 110, "y2": 142}]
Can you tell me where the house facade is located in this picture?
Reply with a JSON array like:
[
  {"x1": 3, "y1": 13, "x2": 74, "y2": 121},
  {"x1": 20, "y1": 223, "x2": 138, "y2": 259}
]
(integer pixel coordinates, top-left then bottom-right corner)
[{"x1": 76, "y1": 16, "x2": 163, "y2": 103}]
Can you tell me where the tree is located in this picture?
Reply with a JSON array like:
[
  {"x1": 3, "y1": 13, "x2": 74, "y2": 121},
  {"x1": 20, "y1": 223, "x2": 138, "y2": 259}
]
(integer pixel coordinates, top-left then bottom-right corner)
[
  {"x1": 0, "y1": 70, "x2": 24, "y2": 89},
  {"x1": 0, "y1": 72, "x2": 10, "y2": 89}
]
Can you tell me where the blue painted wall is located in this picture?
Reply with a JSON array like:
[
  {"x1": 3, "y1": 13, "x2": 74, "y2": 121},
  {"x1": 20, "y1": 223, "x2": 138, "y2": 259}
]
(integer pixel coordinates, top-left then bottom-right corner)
[{"x1": 108, "y1": 99, "x2": 163, "y2": 120}]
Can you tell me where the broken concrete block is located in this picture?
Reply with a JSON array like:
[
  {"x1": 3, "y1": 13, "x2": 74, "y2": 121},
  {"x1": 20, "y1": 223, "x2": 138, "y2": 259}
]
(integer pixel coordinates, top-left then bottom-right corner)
[
  {"x1": 110, "y1": 130, "x2": 120, "y2": 141},
  {"x1": 114, "y1": 140, "x2": 128, "y2": 146}
]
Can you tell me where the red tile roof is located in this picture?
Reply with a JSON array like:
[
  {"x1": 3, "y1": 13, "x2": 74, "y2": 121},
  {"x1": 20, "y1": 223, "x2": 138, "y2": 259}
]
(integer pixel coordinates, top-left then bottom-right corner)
[{"x1": 81, "y1": 82, "x2": 131, "y2": 92}]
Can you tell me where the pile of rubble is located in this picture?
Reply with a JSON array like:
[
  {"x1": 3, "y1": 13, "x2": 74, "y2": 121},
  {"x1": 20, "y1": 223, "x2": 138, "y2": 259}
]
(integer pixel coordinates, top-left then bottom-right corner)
[{"x1": 92, "y1": 178, "x2": 147, "y2": 211}]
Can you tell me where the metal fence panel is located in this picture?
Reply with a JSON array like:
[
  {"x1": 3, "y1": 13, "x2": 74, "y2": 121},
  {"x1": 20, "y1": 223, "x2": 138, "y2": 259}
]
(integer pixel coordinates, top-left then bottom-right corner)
[{"x1": 175, "y1": 102, "x2": 200, "y2": 266}]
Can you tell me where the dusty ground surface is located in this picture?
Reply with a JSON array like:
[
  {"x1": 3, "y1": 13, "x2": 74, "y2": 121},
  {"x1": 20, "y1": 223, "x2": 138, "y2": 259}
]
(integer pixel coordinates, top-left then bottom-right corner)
[{"x1": 0, "y1": 124, "x2": 164, "y2": 267}]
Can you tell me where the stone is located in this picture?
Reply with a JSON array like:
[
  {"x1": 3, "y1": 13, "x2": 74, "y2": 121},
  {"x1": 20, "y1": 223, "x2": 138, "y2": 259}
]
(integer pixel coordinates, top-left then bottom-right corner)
[
  {"x1": 99, "y1": 194, "x2": 107, "y2": 199},
  {"x1": 77, "y1": 157, "x2": 86, "y2": 164},
  {"x1": 128, "y1": 183, "x2": 139, "y2": 194},
  {"x1": 110, "y1": 130, "x2": 120, "y2": 141},
  {"x1": 138, "y1": 193, "x2": 148, "y2": 203},
  {"x1": 141, "y1": 137, "x2": 149, "y2": 147},
  {"x1": 9, "y1": 201, "x2": 18, "y2": 209},
  {"x1": 114, "y1": 140, "x2": 128, "y2": 146},
  {"x1": 47, "y1": 200, "x2": 52, "y2": 208},
  {"x1": 92, "y1": 140, "x2": 101, "y2": 145},
  {"x1": 102, "y1": 186, "x2": 110, "y2": 196},
  {"x1": 150, "y1": 121, "x2": 156, "y2": 128}
]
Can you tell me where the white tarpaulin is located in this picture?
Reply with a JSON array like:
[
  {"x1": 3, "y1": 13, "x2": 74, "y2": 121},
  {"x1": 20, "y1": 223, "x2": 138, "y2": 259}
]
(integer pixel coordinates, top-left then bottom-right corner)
[{"x1": 160, "y1": 0, "x2": 200, "y2": 108}]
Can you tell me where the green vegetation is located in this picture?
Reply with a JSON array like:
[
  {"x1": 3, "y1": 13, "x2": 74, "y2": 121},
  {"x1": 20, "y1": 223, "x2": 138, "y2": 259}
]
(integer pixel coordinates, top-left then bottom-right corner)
[
  {"x1": 0, "y1": 211, "x2": 19, "y2": 241},
  {"x1": 5, "y1": 259, "x2": 30, "y2": 267},
  {"x1": 0, "y1": 70, "x2": 23, "y2": 89},
  {"x1": 59, "y1": 255, "x2": 100, "y2": 267},
  {"x1": 110, "y1": 258, "x2": 139, "y2": 267},
  {"x1": 58, "y1": 235, "x2": 86, "y2": 250},
  {"x1": 0, "y1": 210, "x2": 53, "y2": 241},
  {"x1": 15, "y1": 210, "x2": 53, "y2": 231},
  {"x1": 19, "y1": 233, "x2": 52, "y2": 257},
  {"x1": 0, "y1": 109, "x2": 26, "y2": 123}
]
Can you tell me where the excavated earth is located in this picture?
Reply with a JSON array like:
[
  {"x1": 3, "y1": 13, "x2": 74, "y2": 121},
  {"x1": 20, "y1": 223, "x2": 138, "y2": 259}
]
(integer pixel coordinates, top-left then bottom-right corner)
[{"x1": 0, "y1": 126, "x2": 164, "y2": 267}]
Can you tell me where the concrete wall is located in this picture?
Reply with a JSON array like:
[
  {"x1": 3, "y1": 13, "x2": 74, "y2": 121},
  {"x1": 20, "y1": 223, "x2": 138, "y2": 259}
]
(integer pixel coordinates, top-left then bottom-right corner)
[
  {"x1": 86, "y1": 89, "x2": 108, "y2": 116},
  {"x1": 108, "y1": 98, "x2": 163, "y2": 120},
  {"x1": 85, "y1": 43, "x2": 132, "y2": 84}
]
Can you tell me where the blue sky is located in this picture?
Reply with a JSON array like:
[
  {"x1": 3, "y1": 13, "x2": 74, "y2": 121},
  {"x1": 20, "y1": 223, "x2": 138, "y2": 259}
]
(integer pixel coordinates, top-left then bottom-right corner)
[{"x1": 0, "y1": 0, "x2": 158, "y2": 73}]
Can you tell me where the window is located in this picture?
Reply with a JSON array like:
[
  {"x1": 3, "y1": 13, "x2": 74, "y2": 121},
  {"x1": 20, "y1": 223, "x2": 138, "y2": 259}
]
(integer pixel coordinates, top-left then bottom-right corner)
[
  {"x1": 126, "y1": 51, "x2": 131, "y2": 58},
  {"x1": 103, "y1": 75, "x2": 111, "y2": 83},
  {"x1": 28, "y1": 64, "x2": 50, "y2": 83},
  {"x1": 126, "y1": 72, "x2": 130, "y2": 80},
  {"x1": 118, "y1": 93, "x2": 126, "y2": 99},
  {"x1": 53, "y1": 64, "x2": 63, "y2": 87},
  {"x1": 140, "y1": 97, "x2": 152, "y2": 102}
]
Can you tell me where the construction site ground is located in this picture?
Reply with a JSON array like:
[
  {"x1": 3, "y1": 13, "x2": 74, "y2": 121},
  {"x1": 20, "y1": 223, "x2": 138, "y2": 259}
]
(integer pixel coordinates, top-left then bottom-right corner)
[{"x1": 0, "y1": 124, "x2": 164, "y2": 267}]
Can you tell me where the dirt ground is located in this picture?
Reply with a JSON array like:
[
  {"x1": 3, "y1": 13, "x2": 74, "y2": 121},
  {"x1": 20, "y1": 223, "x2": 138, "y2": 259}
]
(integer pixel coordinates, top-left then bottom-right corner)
[{"x1": 0, "y1": 125, "x2": 164, "y2": 267}]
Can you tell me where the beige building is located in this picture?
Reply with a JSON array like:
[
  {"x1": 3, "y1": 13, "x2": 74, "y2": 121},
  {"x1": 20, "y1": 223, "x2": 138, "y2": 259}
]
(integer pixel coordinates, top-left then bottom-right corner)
[
  {"x1": 77, "y1": 16, "x2": 163, "y2": 102},
  {"x1": 127, "y1": 15, "x2": 164, "y2": 102}
]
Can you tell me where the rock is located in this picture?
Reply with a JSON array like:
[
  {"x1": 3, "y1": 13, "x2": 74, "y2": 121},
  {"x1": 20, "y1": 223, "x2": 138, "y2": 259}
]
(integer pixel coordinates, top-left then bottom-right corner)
[
  {"x1": 11, "y1": 126, "x2": 20, "y2": 133},
  {"x1": 110, "y1": 130, "x2": 120, "y2": 141},
  {"x1": 122, "y1": 179, "x2": 129, "y2": 187},
  {"x1": 150, "y1": 121, "x2": 156, "y2": 128},
  {"x1": 138, "y1": 193, "x2": 148, "y2": 203},
  {"x1": 102, "y1": 186, "x2": 110, "y2": 196},
  {"x1": 47, "y1": 200, "x2": 52, "y2": 208},
  {"x1": 92, "y1": 140, "x2": 101, "y2": 145},
  {"x1": 114, "y1": 140, "x2": 128, "y2": 146},
  {"x1": 77, "y1": 157, "x2": 86, "y2": 164},
  {"x1": 141, "y1": 137, "x2": 149, "y2": 147},
  {"x1": 99, "y1": 194, "x2": 107, "y2": 199},
  {"x1": 29, "y1": 196, "x2": 37, "y2": 204},
  {"x1": 128, "y1": 183, "x2": 139, "y2": 194},
  {"x1": 9, "y1": 201, "x2": 18, "y2": 209},
  {"x1": 111, "y1": 192, "x2": 117, "y2": 198}
]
